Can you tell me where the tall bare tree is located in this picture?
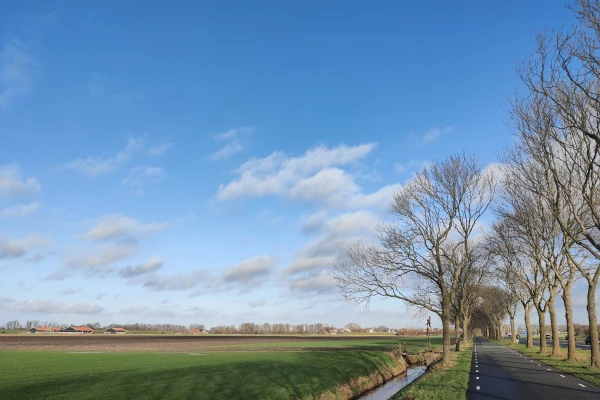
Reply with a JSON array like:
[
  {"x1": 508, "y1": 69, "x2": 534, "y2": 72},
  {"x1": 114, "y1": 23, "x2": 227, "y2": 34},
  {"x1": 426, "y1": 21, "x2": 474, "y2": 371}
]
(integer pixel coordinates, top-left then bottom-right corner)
[
  {"x1": 334, "y1": 153, "x2": 495, "y2": 366},
  {"x1": 513, "y1": 0, "x2": 600, "y2": 366}
]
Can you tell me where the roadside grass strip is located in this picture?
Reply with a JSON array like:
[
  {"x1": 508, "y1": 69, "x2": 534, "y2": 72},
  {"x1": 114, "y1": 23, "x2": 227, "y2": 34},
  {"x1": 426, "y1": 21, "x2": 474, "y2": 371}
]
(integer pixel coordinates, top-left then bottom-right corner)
[
  {"x1": 392, "y1": 346, "x2": 472, "y2": 400},
  {"x1": 496, "y1": 339, "x2": 600, "y2": 387}
]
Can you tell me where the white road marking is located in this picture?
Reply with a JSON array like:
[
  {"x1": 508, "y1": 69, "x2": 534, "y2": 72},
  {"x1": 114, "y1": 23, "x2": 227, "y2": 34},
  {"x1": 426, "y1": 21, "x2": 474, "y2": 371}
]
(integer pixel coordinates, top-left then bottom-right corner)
[
  {"x1": 560, "y1": 375, "x2": 565, "y2": 378},
  {"x1": 476, "y1": 370, "x2": 479, "y2": 372},
  {"x1": 476, "y1": 377, "x2": 479, "y2": 380},
  {"x1": 579, "y1": 384, "x2": 586, "y2": 388},
  {"x1": 476, "y1": 386, "x2": 480, "y2": 390},
  {"x1": 547, "y1": 369, "x2": 552, "y2": 371},
  {"x1": 537, "y1": 364, "x2": 541, "y2": 366}
]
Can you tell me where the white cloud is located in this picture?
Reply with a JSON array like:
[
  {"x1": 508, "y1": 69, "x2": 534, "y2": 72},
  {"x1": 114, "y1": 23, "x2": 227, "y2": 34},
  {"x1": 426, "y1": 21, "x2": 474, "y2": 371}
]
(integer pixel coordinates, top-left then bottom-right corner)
[
  {"x1": 63, "y1": 239, "x2": 139, "y2": 271},
  {"x1": 121, "y1": 166, "x2": 165, "y2": 194},
  {"x1": 0, "y1": 39, "x2": 38, "y2": 109},
  {"x1": 147, "y1": 142, "x2": 173, "y2": 156},
  {"x1": 0, "y1": 164, "x2": 41, "y2": 198},
  {"x1": 12, "y1": 300, "x2": 104, "y2": 315},
  {"x1": 249, "y1": 300, "x2": 266, "y2": 308},
  {"x1": 0, "y1": 202, "x2": 39, "y2": 218},
  {"x1": 284, "y1": 211, "x2": 380, "y2": 292},
  {"x1": 85, "y1": 214, "x2": 169, "y2": 241},
  {"x1": 211, "y1": 127, "x2": 253, "y2": 160},
  {"x1": 288, "y1": 272, "x2": 337, "y2": 293},
  {"x1": 62, "y1": 137, "x2": 144, "y2": 175},
  {"x1": 0, "y1": 234, "x2": 48, "y2": 259},
  {"x1": 217, "y1": 143, "x2": 375, "y2": 202},
  {"x1": 139, "y1": 270, "x2": 205, "y2": 291},
  {"x1": 411, "y1": 126, "x2": 452, "y2": 145},
  {"x1": 222, "y1": 255, "x2": 275, "y2": 285},
  {"x1": 119, "y1": 257, "x2": 163, "y2": 278}
]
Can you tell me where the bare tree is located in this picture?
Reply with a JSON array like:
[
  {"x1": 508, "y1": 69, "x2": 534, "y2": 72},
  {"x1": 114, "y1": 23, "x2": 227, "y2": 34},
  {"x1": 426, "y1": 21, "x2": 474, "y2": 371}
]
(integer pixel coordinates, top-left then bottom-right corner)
[
  {"x1": 334, "y1": 153, "x2": 495, "y2": 366},
  {"x1": 487, "y1": 219, "x2": 536, "y2": 348},
  {"x1": 513, "y1": 0, "x2": 600, "y2": 366},
  {"x1": 451, "y1": 247, "x2": 488, "y2": 350}
]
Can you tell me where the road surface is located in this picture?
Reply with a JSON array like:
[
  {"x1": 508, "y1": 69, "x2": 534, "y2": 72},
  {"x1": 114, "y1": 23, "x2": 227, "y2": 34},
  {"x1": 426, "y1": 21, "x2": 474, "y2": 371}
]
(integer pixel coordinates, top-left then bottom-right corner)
[{"x1": 467, "y1": 337, "x2": 600, "y2": 399}]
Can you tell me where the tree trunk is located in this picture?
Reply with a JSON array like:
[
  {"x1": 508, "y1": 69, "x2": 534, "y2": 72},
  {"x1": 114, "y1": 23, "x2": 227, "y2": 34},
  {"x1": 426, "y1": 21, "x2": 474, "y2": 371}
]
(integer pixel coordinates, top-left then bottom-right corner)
[
  {"x1": 510, "y1": 315, "x2": 517, "y2": 345},
  {"x1": 463, "y1": 314, "x2": 471, "y2": 345},
  {"x1": 441, "y1": 297, "x2": 452, "y2": 367},
  {"x1": 562, "y1": 290, "x2": 576, "y2": 361},
  {"x1": 587, "y1": 283, "x2": 600, "y2": 367},
  {"x1": 548, "y1": 295, "x2": 561, "y2": 357},
  {"x1": 537, "y1": 307, "x2": 547, "y2": 353},
  {"x1": 525, "y1": 303, "x2": 533, "y2": 348},
  {"x1": 455, "y1": 317, "x2": 461, "y2": 352}
]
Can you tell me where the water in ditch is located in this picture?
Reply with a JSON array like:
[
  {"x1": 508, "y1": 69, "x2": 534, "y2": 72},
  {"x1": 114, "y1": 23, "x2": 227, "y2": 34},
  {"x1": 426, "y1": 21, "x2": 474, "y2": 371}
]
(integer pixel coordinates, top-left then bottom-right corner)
[{"x1": 358, "y1": 366, "x2": 427, "y2": 400}]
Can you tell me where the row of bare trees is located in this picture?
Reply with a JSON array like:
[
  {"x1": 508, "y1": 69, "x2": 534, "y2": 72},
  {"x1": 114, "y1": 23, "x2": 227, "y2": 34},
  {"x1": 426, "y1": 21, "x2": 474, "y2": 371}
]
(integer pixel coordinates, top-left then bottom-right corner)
[
  {"x1": 335, "y1": 0, "x2": 600, "y2": 368},
  {"x1": 489, "y1": 0, "x2": 600, "y2": 367}
]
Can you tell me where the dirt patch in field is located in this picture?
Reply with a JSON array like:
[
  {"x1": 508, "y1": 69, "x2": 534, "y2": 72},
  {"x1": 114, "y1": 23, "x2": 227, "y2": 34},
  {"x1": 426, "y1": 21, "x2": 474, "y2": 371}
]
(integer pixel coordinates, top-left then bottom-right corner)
[{"x1": 0, "y1": 335, "x2": 389, "y2": 353}]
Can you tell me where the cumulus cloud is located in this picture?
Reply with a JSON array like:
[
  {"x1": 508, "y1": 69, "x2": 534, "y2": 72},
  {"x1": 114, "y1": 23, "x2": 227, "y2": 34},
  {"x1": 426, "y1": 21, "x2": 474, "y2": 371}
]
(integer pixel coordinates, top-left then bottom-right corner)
[
  {"x1": 222, "y1": 255, "x2": 275, "y2": 285},
  {"x1": 0, "y1": 39, "x2": 38, "y2": 109},
  {"x1": 62, "y1": 137, "x2": 144, "y2": 175},
  {"x1": 121, "y1": 166, "x2": 165, "y2": 194},
  {"x1": 288, "y1": 272, "x2": 337, "y2": 294},
  {"x1": 216, "y1": 143, "x2": 375, "y2": 204},
  {"x1": 211, "y1": 127, "x2": 253, "y2": 160},
  {"x1": 0, "y1": 234, "x2": 48, "y2": 259},
  {"x1": 119, "y1": 257, "x2": 163, "y2": 277},
  {"x1": 85, "y1": 214, "x2": 169, "y2": 241},
  {"x1": 62, "y1": 239, "x2": 139, "y2": 272},
  {"x1": 12, "y1": 300, "x2": 104, "y2": 315},
  {"x1": 0, "y1": 164, "x2": 41, "y2": 198},
  {"x1": 249, "y1": 300, "x2": 266, "y2": 308},
  {"x1": 284, "y1": 211, "x2": 380, "y2": 293},
  {"x1": 139, "y1": 270, "x2": 205, "y2": 291},
  {"x1": 0, "y1": 202, "x2": 39, "y2": 218},
  {"x1": 147, "y1": 142, "x2": 173, "y2": 156},
  {"x1": 0, "y1": 297, "x2": 14, "y2": 309},
  {"x1": 411, "y1": 126, "x2": 452, "y2": 145}
]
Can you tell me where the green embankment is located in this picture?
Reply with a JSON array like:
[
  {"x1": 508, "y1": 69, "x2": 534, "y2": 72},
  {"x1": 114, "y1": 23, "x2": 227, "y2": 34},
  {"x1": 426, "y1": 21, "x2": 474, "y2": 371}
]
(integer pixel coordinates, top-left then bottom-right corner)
[
  {"x1": 393, "y1": 346, "x2": 473, "y2": 400},
  {"x1": 496, "y1": 339, "x2": 600, "y2": 387}
]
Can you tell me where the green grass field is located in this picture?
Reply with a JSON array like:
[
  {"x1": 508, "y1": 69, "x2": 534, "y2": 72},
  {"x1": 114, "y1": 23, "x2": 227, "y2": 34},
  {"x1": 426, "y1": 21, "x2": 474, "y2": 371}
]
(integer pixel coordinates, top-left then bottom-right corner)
[
  {"x1": 496, "y1": 339, "x2": 600, "y2": 387},
  {"x1": 393, "y1": 346, "x2": 472, "y2": 400},
  {"x1": 209, "y1": 336, "x2": 444, "y2": 353},
  {"x1": 0, "y1": 336, "x2": 441, "y2": 400}
]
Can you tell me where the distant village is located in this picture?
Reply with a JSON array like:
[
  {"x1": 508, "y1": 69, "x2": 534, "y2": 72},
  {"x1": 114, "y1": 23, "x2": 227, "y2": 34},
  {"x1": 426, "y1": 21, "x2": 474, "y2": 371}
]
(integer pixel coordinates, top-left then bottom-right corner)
[{"x1": 3, "y1": 320, "x2": 442, "y2": 336}]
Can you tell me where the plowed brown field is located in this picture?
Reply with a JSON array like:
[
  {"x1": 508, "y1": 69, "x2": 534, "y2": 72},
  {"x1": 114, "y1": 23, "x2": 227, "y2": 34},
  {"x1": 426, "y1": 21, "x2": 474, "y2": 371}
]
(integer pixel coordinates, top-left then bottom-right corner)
[{"x1": 0, "y1": 334, "x2": 376, "y2": 352}]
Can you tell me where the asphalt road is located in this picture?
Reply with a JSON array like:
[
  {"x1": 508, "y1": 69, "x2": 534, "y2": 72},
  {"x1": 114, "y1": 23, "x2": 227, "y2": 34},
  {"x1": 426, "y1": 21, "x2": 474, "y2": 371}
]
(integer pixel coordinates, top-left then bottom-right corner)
[{"x1": 467, "y1": 337, "x2": 600, "y2": 399}]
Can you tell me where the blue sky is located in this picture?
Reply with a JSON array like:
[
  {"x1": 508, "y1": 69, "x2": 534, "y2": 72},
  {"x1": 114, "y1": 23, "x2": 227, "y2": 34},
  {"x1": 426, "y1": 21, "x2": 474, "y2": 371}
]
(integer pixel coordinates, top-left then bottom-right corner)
[{"x1": 0, "y1": 1, "x2": 588, "y2": 329}]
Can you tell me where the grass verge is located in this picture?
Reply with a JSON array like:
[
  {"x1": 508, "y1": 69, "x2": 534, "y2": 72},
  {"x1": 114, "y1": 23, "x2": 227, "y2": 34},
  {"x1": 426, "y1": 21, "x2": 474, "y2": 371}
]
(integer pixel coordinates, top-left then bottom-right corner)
[
  {"x1": 392, "y1": 346, "x2": 472, "y2": 400},
  {"x1": 495, "y1": 339, "x2": 600, "y2": 387}
]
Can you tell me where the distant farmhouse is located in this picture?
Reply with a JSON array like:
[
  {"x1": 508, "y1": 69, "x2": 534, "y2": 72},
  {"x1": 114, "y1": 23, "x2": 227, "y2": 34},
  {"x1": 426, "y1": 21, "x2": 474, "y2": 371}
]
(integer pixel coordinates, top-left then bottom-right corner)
[
  {"x1": 189, "y1": 329, "x2": 207, "y2": 334},
  {"x1": 60, "y1": 326, "x2": 94, "y2": 334},
  {"x1": 28, "y1": 326, "x2": 61, "y2": 333},
  {"x1": 104, "y1": 327, "x2": 126, "y2": 334}
]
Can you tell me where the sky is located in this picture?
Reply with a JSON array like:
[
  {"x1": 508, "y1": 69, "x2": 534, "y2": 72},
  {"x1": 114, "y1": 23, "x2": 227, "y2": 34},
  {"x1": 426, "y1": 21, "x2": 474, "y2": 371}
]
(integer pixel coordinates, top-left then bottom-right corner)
[{"x1": 0, "y1": 1, "x2": 592, "y2": 330}]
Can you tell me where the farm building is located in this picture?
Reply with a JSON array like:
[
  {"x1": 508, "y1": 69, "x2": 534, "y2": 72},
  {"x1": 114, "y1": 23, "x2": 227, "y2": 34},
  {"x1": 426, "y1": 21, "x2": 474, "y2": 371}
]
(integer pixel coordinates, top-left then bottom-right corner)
[
  {"x1": 104, "y1": 327, "x2": 126, "y2": 334},
  {"x1": 28, "y1": 326, "x2": 61, "y2": 333},
  {"x1": 189, "y1": 329, "x2": 207, "y2": 334},
  {"x1": 60, "y1": 326, "x2": 94, "y2": 334}
]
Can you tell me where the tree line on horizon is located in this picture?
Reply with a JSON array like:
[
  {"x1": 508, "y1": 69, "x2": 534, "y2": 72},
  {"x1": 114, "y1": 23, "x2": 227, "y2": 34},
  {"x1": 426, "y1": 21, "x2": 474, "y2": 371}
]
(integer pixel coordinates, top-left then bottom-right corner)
[
  {"x1": 334, "y1": 0, "x2": 600, "y2": 368},
  {"x1": 2, "y1": 320, "x2": 444, "y2": 335}
]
